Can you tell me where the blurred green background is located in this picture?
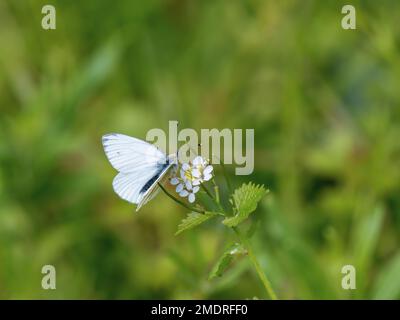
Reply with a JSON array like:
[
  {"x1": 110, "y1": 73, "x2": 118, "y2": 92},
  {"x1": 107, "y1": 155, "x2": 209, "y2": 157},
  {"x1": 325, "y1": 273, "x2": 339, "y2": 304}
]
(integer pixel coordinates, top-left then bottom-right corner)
[{"x1": 0, "y1": 0, "x2": 399, "y2": 299}]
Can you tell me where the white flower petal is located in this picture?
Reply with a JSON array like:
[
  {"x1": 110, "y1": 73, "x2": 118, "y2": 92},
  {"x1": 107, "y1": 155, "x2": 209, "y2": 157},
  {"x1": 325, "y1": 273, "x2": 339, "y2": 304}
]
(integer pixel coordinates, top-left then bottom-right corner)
[
  {"x1": 185, "y1": 180, "x2": 192, "y2": 190},
  {"x1": 170, "y1": 177, "x2": 179, "y2": 185},
  {"x1": 179, "y1": 190, "x2": 189, "y2": 197},
  {"x1": 188, "y1": 193, "x2": 195, "y2": 203},
  {"x1": 203, "y1": 173, "x2": 212, "y2": 181},
  {"x1": 182, "y1": 163, "x2": 190, "y2": 171},
  {"x1": 204, "y1": 165, "x2": 213, "y2": 175},
  {"x1": 192, "y1": 186, "x2": 200, "y2": 193},
  {"x1": 192, "y1": 169, "x2": 201, "y2": 178},
  {"x1": 176, "y1": 184, "x2": 184, "y2": 193},
  {"x1": 192, "y1": 156, "x2": 203, "y2": 166},
  {"x1": 192, "y1": 179, "x2": 201, "y2": 186}
]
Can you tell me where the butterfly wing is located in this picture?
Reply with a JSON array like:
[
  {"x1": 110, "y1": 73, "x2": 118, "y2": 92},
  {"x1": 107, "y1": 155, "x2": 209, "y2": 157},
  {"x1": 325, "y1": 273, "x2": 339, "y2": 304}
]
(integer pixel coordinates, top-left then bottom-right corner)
[
  {"x1": 102, "y1": 133, "x2": 166, "y2": 173},
  {"x1": 102, "y1": 133, "x2": 169, "y2": 207},
  {"x1": 136, "y1": 161, "x2": 176, "y2": 211}
]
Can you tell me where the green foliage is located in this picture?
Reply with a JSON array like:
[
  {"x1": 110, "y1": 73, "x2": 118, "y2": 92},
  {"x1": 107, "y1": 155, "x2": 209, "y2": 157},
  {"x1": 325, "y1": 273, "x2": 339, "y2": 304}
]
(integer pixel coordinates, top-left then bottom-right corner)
[
  {"x1": 209, "y1": 243, "x2": 246, "y2": 280},
  {"x1": 0, "y1": 0, "x2": 399, "y2": 299},
  {"x1": 175, "y1": 212, "x2": 218, "y2": 236},
  {"x1": 223, "y1": 183, "x2": 268, "y2": 227},
  {"x1": 352, "y1": 205, "x2": 385, "y2": 266},
  {"x1": 372, "y1": 252, "x2": 400, "y2": 299}
]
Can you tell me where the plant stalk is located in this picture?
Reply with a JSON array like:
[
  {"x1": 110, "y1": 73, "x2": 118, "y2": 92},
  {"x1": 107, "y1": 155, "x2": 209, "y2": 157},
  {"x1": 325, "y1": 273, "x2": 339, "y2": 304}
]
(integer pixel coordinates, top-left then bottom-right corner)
[
  {"x1": 158, "y1": 183, "x2": 205, "y2": 214},
  {"x1": 233, "y1": 227, "x2": 278, "y2": 300},
  {"x1": 202, "y1": 182, "x2": 225, "y2": 213}
]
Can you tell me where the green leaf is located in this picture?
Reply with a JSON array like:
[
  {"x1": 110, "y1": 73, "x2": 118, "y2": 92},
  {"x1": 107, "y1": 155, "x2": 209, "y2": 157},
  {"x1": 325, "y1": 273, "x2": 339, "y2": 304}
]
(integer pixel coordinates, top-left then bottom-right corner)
[
  {"x1": 348, "y1": 204, "x2": 385, "y2": 297},
  {"x1": 223, "y1": 183, "x2": 268, "y2": 227},
  {"x1": 175, "y1": 212, "x2": 218, "y2": 235},
  {"x1": 352, "y1": 204, "x2": 385, "y2": 271},
  {"x1": 372, "y1": 251, "x2": 400, "y2": 299},
  {"x1": 209, "y1": 243, "x2": 246, "y2": 279}
]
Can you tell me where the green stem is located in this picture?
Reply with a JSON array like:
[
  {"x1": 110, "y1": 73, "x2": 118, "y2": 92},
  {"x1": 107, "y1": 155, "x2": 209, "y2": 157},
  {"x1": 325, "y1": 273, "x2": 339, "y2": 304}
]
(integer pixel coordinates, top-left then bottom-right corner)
[
  {"x1": 158, "y1": 183, "x2": 205, "y2": 214},
  {"x1": 201, "y1": 183, "x2": 225, "y2": 213},
  {"x1": 214, "y1": 184, "x2": 220, "y2": 204},
  {"x1": 201, "y1": 183, "x2": 215, "y2": 200},
  {"x1": 233, "y1": 227, "x2": 278, "y2": 300}
]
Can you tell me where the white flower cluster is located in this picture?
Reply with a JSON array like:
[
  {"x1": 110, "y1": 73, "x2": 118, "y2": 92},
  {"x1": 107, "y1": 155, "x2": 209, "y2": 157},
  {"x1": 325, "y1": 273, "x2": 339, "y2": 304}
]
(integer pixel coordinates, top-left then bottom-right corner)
[{"x1": 170, "y1": 156, "x2": 213, "y2": 203}]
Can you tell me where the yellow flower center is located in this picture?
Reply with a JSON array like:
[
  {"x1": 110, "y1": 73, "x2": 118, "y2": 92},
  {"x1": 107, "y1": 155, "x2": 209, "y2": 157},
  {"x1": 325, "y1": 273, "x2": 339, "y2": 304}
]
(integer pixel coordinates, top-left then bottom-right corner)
[
  {"x1": 184, "y1": 169, "x2": 194, "y2": 181},
  {"x1": 184, "y1": 165, "x2": 203, "y2": 182}
]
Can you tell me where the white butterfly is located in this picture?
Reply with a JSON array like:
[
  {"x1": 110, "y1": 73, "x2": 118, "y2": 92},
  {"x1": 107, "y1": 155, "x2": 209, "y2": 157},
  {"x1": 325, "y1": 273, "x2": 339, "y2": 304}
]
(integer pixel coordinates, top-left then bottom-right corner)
[{"x1": 102, "y1": 133, "x2": 178, "y2": 211}]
